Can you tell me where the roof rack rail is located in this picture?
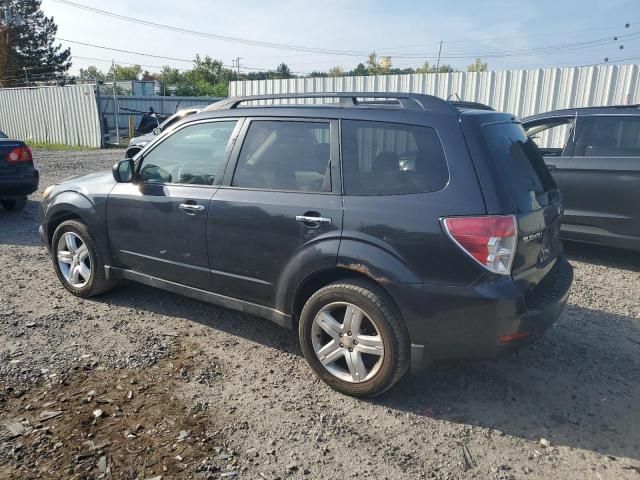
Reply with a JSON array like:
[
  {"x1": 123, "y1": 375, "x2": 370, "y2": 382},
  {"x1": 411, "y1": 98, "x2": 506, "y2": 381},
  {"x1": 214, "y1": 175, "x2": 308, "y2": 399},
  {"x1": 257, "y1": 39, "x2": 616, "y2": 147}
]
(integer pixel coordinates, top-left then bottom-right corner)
[
  {"x1": 205, "y1": 92, "x2": 457, "y2": 114},
  {"x1": 608, "y1": 103, "x2": 640, "y2": 109},
  {"x1": 448, "y1": 100, "x2": 495, "y2": 111}
]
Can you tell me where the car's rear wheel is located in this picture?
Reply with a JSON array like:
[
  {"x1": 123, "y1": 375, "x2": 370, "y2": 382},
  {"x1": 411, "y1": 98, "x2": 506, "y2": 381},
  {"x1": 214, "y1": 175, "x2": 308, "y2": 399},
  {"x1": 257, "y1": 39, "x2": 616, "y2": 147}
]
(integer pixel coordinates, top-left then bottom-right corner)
[
  {"x1": 51, "y1": 220, "x2": 116, "y2": 297},
  {"x1": 299, "y1": 279, "x2": 410, "y2": 397},
  {"x1": 1, "y1": 197, "x2": 27, "y2": 211}
]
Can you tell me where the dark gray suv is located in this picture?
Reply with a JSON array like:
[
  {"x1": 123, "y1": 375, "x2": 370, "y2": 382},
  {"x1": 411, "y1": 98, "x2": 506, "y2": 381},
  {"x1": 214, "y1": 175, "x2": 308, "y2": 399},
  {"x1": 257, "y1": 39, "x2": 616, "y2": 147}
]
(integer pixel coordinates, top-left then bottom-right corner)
[
  {"x1": 40, "y1": 93, "x2": 573, "y2": 396},
  {"x1": 524, "y1": 105, "x2": 640, "y2": 251}
]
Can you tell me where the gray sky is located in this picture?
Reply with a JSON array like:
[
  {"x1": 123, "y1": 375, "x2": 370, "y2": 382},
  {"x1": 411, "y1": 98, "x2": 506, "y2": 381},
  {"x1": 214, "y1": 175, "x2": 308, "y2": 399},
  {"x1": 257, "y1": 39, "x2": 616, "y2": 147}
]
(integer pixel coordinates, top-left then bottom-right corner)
[{"x1": 41, "y1": 0, "x2": 640, "y2": 76}]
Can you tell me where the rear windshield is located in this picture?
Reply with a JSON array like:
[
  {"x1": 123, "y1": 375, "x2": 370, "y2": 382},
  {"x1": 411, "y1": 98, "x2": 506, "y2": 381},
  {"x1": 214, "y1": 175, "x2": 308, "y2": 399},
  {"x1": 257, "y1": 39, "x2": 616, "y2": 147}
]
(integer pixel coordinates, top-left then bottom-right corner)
[
  {"x1": 0, "y1": 131, "x2": 6, "y2": 139},
  {"x1": 483, "y1": 122, "x2": 555, "y2": 199}
]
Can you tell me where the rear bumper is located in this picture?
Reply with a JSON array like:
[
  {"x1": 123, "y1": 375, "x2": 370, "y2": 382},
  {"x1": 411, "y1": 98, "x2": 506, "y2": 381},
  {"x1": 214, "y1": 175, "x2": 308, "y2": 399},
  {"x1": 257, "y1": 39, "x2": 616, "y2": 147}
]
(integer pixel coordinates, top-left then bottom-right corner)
[
  {"x1": 386, "y1": 257, "x2": 573, "y2": 367},
  {"x1": 0, "y1": 169, "x2": 39, "y2": 197}
]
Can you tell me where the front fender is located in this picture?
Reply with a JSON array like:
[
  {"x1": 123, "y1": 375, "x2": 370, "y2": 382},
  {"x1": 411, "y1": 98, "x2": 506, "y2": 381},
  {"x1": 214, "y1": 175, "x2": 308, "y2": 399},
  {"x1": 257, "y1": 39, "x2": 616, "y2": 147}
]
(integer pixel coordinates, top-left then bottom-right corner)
[{"x1": 42, "y1": 191, "x2": 108, "y2": 253}]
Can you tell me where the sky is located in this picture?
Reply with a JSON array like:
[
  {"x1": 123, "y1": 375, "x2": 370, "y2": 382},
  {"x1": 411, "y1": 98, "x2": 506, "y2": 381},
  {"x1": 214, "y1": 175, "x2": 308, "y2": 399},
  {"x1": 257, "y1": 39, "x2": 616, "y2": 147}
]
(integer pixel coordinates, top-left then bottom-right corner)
[{"x1": 40, "y1": 0, "x2": 640, "y2": 77}]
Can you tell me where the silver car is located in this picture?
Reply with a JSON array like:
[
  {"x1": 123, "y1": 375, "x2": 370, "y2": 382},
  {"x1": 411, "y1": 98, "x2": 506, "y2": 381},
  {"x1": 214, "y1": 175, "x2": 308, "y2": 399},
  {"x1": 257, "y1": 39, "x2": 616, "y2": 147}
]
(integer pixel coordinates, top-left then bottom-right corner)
[{"x1": 125, "y1": 107, "x2": 202, "y2": 158}]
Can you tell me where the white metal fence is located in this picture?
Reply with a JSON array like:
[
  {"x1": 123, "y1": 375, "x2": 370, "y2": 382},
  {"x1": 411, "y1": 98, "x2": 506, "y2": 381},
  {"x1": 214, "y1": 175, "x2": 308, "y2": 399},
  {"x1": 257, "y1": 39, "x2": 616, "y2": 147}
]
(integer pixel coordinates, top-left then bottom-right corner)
[
  {"x1": 230, "y1": 64, "x2": 640, "y2": 147},
  {"x1": 0, "y1": 84, "x2": 102, "y2": 148}
]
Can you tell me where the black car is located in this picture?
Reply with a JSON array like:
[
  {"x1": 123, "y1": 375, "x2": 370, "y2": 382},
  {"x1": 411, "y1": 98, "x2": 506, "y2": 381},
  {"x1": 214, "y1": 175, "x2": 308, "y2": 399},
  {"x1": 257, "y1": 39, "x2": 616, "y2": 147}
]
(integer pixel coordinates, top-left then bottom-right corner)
[
  {"x1": 0, "y1": 130, "x2": 38, "y2": 211},
  {"x1": 40, "y1": 93, "x2": 573, "y2": 396},
  {"x1": 523, "y1": 105, "x2": 640, "y2": 251}
]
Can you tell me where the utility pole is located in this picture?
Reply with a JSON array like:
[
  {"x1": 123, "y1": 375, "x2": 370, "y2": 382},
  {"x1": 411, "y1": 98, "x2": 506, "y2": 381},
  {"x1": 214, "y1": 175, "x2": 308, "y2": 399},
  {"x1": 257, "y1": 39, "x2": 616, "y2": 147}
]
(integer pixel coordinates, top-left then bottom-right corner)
[
  {"x1": 236, "y1": 57, "x2": 241, "y2": 81},
  {"x1": 434, "y1": 40, "x2": 443, "y2": 98}
]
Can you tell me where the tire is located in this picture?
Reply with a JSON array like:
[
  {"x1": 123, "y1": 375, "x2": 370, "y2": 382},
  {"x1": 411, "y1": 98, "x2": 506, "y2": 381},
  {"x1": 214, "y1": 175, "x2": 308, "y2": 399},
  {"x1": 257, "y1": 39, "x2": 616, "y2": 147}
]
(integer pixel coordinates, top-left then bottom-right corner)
[
  {"x1": 50, "y1": 220, "x2": 116, "y2": 297},
  {"x1": 299, "y1": 279, "x2": 410, "y2": 397},
  {"x1": 1, "y1": 197, "x2": 27, "y2": 211}
]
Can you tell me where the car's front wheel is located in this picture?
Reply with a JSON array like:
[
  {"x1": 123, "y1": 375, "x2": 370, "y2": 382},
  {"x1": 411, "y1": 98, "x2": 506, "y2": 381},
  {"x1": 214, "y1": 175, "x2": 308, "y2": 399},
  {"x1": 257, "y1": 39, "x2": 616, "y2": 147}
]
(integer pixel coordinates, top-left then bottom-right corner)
[
  {"x1": 299, "y1": 279, "x2": 410, "y2": 397},
  {"x1": 50, "y1": 220, "x2": 116, "y2": 297},
  {"x1": 1, "y1": 197, "x2": 27, "y2": 211}
]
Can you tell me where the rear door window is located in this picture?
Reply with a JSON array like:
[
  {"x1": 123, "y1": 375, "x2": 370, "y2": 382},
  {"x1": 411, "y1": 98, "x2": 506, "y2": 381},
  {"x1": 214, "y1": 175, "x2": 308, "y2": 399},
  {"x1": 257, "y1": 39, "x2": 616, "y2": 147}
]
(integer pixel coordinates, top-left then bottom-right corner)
[
  {"x1": 341, "y1": 120, "x2": 449, "y2": 195},
  {"x1": 577, "y1": 116, "x2": 640, "y2": 157},
  {"x1": 232, "y1": 120, "x2": 331, "y2": 192}
]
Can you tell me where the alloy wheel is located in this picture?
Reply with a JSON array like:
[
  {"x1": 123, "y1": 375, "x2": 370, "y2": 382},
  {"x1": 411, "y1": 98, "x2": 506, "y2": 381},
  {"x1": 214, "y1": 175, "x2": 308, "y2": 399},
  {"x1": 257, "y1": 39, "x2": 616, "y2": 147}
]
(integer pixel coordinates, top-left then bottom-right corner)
[
  {"x1": 56, "y1": 232, "x2": 92, "y2": 288},
  {"x1": 311, "y1": 302, "x2": 384, "y2": 383}
]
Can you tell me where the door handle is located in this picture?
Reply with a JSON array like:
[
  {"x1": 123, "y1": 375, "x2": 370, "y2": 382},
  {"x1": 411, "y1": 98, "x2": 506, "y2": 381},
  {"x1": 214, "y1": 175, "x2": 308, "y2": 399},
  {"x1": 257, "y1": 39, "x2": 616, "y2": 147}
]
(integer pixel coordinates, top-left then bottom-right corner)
[
  {"x1": 179, "y1": 203, "x2": 205, "y2": 214},
  {"x1": 296, "y1": 215, "x2": 332, "y2": 225}
]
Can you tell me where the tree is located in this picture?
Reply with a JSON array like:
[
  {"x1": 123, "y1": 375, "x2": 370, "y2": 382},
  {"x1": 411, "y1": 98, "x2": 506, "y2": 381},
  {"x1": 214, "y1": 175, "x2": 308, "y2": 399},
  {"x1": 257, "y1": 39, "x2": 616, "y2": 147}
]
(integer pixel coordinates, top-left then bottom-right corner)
[
  {"x1": 113, "y1": 64, "x2": 142, "y2": 80},
  {"x1": 3, "y1": 0, "x2": 70, "y2": 85},
  {"x1": 350, "y1": 63, "x2": 367, "y2": 76},
  {"x1": 366, "y1": 52, "x2": 379, "y2": 75},
  {"x1": 467, "y1": 58, "x2": 488, "y2": 72},
  {"x1": 275, "y1": 62, "x2": 292, "y2": 79},
  {"x1": 434, "y1": 64, "x2": 456, "y2": 73},
  {"x1": 328, "y1": 66, "x2": 344, "y2": 77},
  {"x1": 78, "y1": 66, "x2": 106, "y2": 82},
  {"x1": 309, "y1": 71, "x2": 328, "y2": 78},
  {"x1": 416, "y1": 62, "x2": 431, "y2": 74}
]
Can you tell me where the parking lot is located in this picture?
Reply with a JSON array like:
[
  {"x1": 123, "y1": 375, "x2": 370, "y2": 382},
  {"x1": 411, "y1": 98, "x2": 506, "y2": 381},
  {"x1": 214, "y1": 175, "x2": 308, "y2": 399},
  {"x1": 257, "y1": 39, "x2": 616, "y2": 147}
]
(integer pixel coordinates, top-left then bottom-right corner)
[{"x1": 1, "y1": 148, "x2": 639, "y2": 479}]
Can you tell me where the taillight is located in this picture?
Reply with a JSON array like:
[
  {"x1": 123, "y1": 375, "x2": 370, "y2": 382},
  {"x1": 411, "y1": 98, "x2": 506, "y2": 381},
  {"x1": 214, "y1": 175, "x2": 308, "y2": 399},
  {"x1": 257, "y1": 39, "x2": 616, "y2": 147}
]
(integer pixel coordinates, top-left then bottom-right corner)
[
  {"x1": 6, "y1": 146, "x2": 33, "y2": 164},
  {"x1": 442, "y1": 215, "x2": 517, "y2": 275}
]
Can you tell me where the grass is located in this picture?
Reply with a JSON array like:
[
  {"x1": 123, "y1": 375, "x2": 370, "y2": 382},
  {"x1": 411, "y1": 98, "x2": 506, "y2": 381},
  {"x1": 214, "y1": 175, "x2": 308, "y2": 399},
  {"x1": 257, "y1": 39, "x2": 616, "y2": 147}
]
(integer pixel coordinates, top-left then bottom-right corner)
[{"x1": 26, "y1": 141, "x2": 98, "y2": 151}]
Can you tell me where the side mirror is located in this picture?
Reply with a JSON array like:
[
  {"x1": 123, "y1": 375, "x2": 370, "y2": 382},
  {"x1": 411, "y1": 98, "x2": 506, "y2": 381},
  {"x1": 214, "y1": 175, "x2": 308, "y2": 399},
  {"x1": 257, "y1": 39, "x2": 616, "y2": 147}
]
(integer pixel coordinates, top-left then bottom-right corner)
[
  {"x1": 113, "y1": 158, "x2": 135, "y2": 183},
  {"x1": 152, "y1": 127, "x2": 161, "y2": 135}
]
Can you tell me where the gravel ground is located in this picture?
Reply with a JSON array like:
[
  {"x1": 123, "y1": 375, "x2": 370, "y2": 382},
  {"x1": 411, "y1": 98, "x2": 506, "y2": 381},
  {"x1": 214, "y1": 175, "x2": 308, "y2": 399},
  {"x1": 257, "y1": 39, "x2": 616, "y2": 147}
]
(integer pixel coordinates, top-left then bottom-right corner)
[{"x1": 0, "y1": 148, "x2": 639, "y2": 479}]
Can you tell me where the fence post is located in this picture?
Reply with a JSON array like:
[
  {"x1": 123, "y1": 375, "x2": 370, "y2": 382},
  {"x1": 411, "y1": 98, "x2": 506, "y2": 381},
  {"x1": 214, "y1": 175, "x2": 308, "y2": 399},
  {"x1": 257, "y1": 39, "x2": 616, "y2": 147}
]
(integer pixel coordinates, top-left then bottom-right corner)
[{"x1": 128, "y1": 115, "x2": 134, "y2": 140}]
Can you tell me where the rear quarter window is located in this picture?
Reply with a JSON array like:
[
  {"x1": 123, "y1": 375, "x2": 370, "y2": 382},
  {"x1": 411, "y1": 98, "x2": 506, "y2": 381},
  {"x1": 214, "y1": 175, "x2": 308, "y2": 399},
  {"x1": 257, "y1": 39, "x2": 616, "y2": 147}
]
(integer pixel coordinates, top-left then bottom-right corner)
[{"x1": 341, "y1": 120, "x2": 449, "y2": 195}]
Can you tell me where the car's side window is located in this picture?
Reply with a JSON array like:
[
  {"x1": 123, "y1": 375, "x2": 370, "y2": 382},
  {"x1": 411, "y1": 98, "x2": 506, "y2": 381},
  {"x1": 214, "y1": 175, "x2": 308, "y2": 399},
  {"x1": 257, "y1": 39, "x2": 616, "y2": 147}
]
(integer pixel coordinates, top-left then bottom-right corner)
[
  {"x1": 341, "y1": 120, "x2": 449, "y2": 195},
  {"x1": 524, "y1": 117, "x2": 574, "y2": 157},
  {"x1": 232, "y1": 120, "x2": 331, "y2": 192},
  {"x1": 139, "y1": 121, "x2": 237, "y2": 185},
  {"x1": 578, "y1": 116, "x2": 640, "y2": 157}
]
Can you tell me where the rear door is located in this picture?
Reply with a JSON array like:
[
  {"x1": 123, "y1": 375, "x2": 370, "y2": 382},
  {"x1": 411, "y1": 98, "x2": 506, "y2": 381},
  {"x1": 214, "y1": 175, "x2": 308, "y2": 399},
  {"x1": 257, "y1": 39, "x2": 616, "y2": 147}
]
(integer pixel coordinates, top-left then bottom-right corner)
[
  {"x1": 207, "y1": 118, "x2": 342, "y2": 311},
  {"x1": 560, "y1": 115, "x2": 640, "y2": 242}
]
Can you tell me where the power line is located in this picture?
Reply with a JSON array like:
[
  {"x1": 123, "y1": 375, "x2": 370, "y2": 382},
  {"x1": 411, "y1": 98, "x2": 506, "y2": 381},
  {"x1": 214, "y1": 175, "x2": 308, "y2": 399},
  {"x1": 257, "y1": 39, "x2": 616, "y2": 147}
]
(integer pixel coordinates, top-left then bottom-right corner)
[
  {"x1": 51, "y1": 0, "x2": 369, "y2": 57},
  {"x1": 59, "y1": 38, "x2": 312, "y2": 75},
  {"x1": 51, "y1": 0, "x2": 637, "y2": 60}
]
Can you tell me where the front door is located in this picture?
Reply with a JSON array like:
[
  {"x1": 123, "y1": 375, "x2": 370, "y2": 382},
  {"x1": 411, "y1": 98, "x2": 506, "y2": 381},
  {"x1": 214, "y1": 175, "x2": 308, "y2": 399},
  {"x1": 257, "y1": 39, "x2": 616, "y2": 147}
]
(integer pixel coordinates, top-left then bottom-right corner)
[
  {"x1": 207, "y1": 118, "x2": 342, "y2": 311},
  {"x1": 562, "y1": 115, "x2": 640, "y2": 241},
  {"x1": 107, "y1": 119, "x2": 240, "y2": 289}
]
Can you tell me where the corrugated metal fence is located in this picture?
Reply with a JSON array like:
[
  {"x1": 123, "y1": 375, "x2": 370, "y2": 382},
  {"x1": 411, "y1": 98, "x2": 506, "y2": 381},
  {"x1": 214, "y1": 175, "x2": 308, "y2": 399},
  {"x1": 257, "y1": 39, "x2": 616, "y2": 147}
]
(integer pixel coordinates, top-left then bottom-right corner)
[
  {"x1": 230, "y1": 64, "x2": 640, "y2": 147},
  {"x1": 0, "y1": 84, "x2": 102, "y2": 148}
]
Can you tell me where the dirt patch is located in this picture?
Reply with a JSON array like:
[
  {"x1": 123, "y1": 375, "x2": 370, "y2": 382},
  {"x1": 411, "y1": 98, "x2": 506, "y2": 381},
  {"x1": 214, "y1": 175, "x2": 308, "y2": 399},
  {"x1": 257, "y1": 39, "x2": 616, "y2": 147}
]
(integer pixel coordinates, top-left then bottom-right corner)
[{"x1": 0, "y1": 342, "x2": 236, "y2": 480}]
